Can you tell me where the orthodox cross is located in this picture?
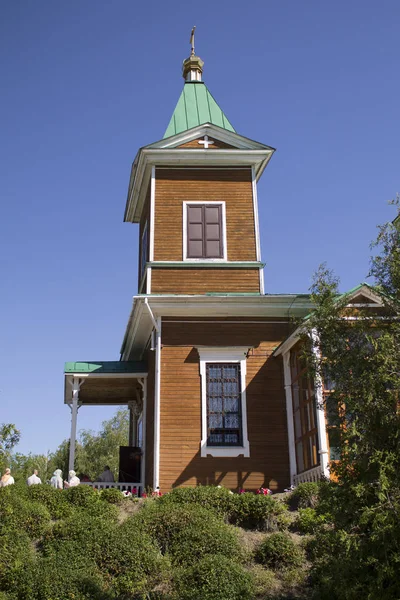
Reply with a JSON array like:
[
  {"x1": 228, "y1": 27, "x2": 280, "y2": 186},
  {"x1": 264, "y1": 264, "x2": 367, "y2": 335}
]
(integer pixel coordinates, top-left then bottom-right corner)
[
  {"x1": 190, "y1": 26, "x2": 196, "y2": 56},
  {"x1": 198, "y1": 135, "x2": 214, "y2": 149}
]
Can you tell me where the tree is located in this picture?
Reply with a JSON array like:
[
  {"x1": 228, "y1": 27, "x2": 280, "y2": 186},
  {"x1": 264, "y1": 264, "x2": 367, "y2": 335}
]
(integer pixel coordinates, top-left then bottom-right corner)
[
  {"x1": 302, "y1": 203, "x2": 400, "y2": 599},
  {"x1": 49, "y1": 409, "x2": 129, "y2": 481},
  {"x1": 0, "y1": 423, "x2": 21, "y2": 472}
]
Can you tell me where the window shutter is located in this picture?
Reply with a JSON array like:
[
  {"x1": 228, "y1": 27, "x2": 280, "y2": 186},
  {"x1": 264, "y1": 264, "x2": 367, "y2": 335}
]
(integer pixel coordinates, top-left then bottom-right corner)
[
  {"x1": 186, "y1": 204, "x2": 224, "y2": 259},
  {"x1": 187, "y1": 205, "x2": 204, "y2": 258},
  {"x1": 204, "y1": 205, "x2": 223, "y2": 258}
]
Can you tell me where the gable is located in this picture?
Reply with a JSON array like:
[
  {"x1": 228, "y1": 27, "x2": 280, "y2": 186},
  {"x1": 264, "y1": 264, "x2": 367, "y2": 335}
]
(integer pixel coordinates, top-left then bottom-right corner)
[{"x1": 177, "y1": 136, "x2": 236, "y2": 149}]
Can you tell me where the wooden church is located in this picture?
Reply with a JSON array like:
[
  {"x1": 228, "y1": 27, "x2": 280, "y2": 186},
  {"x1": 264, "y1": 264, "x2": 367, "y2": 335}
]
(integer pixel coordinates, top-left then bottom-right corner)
[{"x1": 64, "y1": 40, "x2": 385, "y2": 493}]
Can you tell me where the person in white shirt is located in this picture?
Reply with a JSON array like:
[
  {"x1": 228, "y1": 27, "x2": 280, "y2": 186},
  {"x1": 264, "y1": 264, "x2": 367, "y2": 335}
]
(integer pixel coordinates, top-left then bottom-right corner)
[
  {"x1": 27, "y1": 469, "x2": 42, "y2": 486},
  {"x1": 0, "y1": 468, "x2": 15, "y2": 487},
  {"x1": 50, "y1": 469, "x2": 63, "y2": 489},
  {"x1": 97, "y1": 466, "x2": 115, "y2": 483},
  {"x1": 64, "y1": 470, "x2": 80, "y2": 488}
]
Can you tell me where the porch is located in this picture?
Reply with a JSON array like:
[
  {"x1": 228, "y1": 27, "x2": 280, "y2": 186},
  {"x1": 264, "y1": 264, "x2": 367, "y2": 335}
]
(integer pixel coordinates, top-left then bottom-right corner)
[{"x1": 64, "y1": 361, "x2": 148, "y2": 490}]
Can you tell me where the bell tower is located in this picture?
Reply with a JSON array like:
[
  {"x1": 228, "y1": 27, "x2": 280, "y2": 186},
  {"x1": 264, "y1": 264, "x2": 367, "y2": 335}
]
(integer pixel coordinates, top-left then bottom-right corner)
[{"x1": 124, "y1": 35, "x2": 275, "y2": 297}]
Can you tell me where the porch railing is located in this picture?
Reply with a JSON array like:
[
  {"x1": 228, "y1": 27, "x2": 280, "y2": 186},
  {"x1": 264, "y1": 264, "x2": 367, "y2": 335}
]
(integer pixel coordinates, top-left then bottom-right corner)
[
  {"x1": 294, "y1": 465, "x2": 323, "y2": 485},
  {"x1": 81, "y1": 481, "x2": 143, "y2": 495}
]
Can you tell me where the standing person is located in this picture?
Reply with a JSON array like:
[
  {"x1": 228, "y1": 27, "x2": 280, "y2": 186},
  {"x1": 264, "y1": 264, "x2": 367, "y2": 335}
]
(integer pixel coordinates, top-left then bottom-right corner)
[
  {"x1": 0, "y1": 468, "x2": 14, "y2": 487},
  {"x1": 97, "y1": 466, "x2": 114, "y2": 482},
  {"x1": 27, "y1": 469, "x2": 42, "y2": 486},
  {"x1": 64, "y1": 470, "x2": 80, "y2": 488},
  {"x1": 50, "y1": 469, "x2": 63, "y2": 489}
]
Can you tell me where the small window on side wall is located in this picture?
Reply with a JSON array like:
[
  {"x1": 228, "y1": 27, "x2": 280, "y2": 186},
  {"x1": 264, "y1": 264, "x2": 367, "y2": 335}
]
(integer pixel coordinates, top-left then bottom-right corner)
[{"x1": 184, "y1": 202, "x2": 226, "y2": 260}]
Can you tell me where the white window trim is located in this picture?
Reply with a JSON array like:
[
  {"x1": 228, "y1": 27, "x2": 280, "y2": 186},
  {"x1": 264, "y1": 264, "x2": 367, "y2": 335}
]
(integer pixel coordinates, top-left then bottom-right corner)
[
  {"x1": 198, "y1": 347, "x2": 250, "y2": 458},
  {"x1": 183, "y1": 201, "x2": 228, "y2": 262}
]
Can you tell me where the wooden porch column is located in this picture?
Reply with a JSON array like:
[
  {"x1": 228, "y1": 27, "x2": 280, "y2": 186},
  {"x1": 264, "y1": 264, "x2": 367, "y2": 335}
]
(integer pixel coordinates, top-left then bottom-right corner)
[
  {"x1": 283, "y1": 351, "x2": 297, "y2": 485},
  {"x1": 128, "y1": 401, "x2": 138, "y2": 447},
  {"x1": 68, "y1": 377, "x2": 81, "y2": 472}
]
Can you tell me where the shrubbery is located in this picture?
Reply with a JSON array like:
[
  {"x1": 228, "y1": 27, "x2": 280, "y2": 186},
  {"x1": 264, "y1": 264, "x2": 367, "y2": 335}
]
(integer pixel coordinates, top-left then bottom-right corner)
[
  {"x1": 131, "y1": 501, "x2": 244, "y2": 566},
  {"x1": 156, "y1": 484, "x2": 233, "y2": 517},
  {"x1": 294, "y1": 507, "x2": 327, "y2": 534},
  {"x1": 256, "y1": 532, "x2": 304, "y2": 570},
  {"x1": 174, "y1": 554, "x2": 254, "y2": 600},
  {"x1": 157, "y1": 485, "x2": 288, "y2": 531},
  {"x1": 289, "y1": 482, "x2": 320, "y2": 509},
  {"x1": 229, "y1": 492, "x2": 289, "y2": 531},
  {"x1": 99, "y1": 487, "x2": 126, "y2": 504}
]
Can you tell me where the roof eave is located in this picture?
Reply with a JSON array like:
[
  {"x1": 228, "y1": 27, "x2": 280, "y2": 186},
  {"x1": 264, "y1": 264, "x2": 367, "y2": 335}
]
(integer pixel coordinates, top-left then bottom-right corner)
[{"x1": 124, "y1": 147, "x2": 275, "y2": 223}]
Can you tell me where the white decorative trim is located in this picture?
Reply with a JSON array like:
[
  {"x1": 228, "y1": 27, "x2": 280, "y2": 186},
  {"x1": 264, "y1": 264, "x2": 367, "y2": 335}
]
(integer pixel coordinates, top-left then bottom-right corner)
[
  {"x1": 149, "y1": 123, "x2": 275, "y2": 152},
  {"x1": 183, "y1": 201, "x2": 227, "y2": 262},
  {"x1": 146, "y1": 267, "x2": 151, "y2": 294},
  {"x1": 282, "y1": 351, "x2": 297, "y2": 484},
  {"x1": 153, "y1": 317, "x2": 162, "y2": 490},
  {"x1": 197, "y1": 347, "x2": 250, "y2": 458},
  {"x1": 251, "y1": 166, "x2": 264, "y2": 294},
  {"x1": 149, "y1": 167, "x2": 156, "y2": 262},
  {"x1": 311, "y1": 330, "x2": 330, "y2": 478}
]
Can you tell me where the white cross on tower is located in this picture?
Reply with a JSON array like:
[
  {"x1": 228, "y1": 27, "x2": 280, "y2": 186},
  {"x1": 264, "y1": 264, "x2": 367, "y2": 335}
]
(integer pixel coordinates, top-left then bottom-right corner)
[{"x1": 198, "y1": 135, "x2": 214, "y2": 149}]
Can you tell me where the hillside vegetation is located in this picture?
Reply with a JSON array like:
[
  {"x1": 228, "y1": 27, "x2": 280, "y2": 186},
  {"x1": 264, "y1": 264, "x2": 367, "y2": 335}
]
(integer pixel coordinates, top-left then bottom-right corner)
[{"x1": 0, "y1": 483, "x2": 321, "y2": 600}]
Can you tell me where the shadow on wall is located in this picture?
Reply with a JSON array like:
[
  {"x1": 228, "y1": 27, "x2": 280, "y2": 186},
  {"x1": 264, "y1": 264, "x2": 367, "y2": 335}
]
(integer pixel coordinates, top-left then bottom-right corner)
[{"x1": 172, "y1": 349, "x2": 290, "y2": 492}]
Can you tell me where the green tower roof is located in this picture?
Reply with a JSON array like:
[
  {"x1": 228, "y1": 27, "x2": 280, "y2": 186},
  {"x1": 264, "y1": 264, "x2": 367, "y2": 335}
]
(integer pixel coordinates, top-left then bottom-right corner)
[{"x1": 164, "y1": 81, "x2": 236, "y2": 139}]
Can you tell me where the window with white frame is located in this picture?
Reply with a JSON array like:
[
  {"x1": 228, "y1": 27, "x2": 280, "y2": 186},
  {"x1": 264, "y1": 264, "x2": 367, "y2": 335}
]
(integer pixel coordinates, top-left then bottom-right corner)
[
  {"x1": 183, "y1": 202, "x2": 227, "y2": 261},
  {"x1": 198, "y1": 347, "x2": 250, "y2": 458}
]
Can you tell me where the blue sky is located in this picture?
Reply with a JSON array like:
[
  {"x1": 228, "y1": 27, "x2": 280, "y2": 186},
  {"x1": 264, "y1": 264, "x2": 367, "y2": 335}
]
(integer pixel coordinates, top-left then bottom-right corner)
[{"x1": 1, "y1": 1, "x2": 399, "y2": 456}]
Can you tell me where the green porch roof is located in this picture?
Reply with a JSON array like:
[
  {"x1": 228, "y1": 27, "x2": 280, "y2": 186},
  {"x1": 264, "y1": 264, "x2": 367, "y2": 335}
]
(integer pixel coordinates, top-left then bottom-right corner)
[
  {"x1": 164, "y1": 81, "x2": 235, "y2": 138},
  {"x1": 64, "y1": 361, "x2": 147, "y2": 374}
]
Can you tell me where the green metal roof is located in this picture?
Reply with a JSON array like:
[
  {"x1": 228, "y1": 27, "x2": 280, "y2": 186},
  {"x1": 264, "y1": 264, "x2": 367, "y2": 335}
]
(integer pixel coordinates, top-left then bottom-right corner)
[
  {"x1": 64, "y1": 361, "x2": 147, "y2": 374},
  {"x1": 164, "y1": 82, "x2": 235, "y2": 138}
]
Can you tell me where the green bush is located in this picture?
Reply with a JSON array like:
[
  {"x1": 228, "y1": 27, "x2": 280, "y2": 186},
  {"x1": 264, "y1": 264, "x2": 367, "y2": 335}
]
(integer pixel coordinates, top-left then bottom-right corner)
[
  {"x1": 289, "y1": 482, "x2": 320, "y2": 509},
  {"x1": 157, "y1": 485, "x2": 233, "y2": 518},
  {"x1": 63, "y1": 484, "x2": 100, "y2": 507},
  {"x1": 294, "y1": 507, "x2": 327, "y2": 534},
  {"x1": 96, "y1": 522, "x2": 169, "y2": 597},
  {"x1": 27, "y1": 484, "x2": 72, "y2": 519},
  {"x1": 131, "y1": 502, "x2": 244, "y2": 566},
  {"x1": 1, "y1": 497, "x2": 51, "y2": 539},
  {"x1": 7, "y1": 550, "x2": 107, "y2": 600},
  {"x1": 100, "y1": 487, "x2": 125, "y2": 504},
  {"x1": 0, "y1": 531, "x2": 34, "y2": 589},
  {"x1": 174, "y1": 554, "x2": 254, "y2": 600},
  {"x1": 229, "y1": 492, "x2": 289, "y2": 531},
  {"x1": 256, "y1": 532, "x2": 304, "y2": 570}
]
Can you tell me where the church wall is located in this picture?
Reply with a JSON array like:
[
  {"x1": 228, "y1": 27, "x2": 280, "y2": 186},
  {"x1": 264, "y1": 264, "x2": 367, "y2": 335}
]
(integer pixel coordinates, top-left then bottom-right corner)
[
  {"x1": 158, "y1": 318, "x2": 294, "y2": 492},
  {"x1": 153, "y1": 168, "x2": 257, "y2": 263},
  {"x1": 151, "y1": 268, "x2": 260, "y2": 294}
]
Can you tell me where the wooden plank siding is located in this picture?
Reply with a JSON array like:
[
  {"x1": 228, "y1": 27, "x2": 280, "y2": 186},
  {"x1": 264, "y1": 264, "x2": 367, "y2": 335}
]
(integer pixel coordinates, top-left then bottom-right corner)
[
  {"x1": 157, "y1": 318, "x2": 293, "y2": 492},
  {"x1": 154, "y1": 168, "x2": 257, "y2": 262},
  {"x1": 151, "y1": 268, "x2": 260, "y2": 294}
]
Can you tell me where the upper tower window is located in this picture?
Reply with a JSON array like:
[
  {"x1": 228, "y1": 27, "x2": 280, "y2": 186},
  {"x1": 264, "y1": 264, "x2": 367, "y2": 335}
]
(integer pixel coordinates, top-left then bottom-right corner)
[{"x1": 183, "y1": 202, "x2": 227, "y2": 261}]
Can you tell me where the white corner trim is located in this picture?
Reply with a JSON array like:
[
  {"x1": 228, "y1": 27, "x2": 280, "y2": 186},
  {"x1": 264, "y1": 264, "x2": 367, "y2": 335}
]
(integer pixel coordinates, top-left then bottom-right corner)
[
  {"x1": 282, "y1": 351, "x2": 297, "y2": 484},
  {"x1": 251, "y1": 166, "x2": 264, "y2": 294},
  {"x1": 153, "y1": 317, "x2": 162, "y2": 490},
  {"x1": 183, "y1": 201, "x2": 228, "y2": 262},
  {"x1": 311, "y1": 330, "x2": 330, "y2": 478},
  {"x1": 197, "y1": 347, "x2": 250, "y2": 458},
  {"x1": 149, "y1": 166, "x2": 156, "y2": 262}
]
